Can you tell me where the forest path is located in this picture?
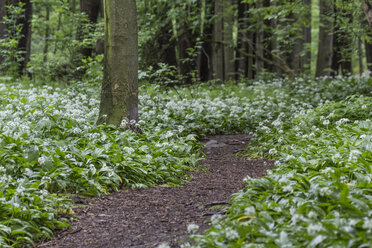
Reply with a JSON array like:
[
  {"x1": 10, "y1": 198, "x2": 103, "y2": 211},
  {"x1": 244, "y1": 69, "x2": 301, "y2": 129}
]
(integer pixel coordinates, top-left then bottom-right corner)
[{"x1": 37, "y1": 134, "x2": 273, "y2": 248}]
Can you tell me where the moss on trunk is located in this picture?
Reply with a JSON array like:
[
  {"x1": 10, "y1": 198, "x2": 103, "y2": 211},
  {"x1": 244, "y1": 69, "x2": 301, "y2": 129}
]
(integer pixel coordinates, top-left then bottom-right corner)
[{"x1": 97, "y1": 0, "x2": 138, "y2": 127}]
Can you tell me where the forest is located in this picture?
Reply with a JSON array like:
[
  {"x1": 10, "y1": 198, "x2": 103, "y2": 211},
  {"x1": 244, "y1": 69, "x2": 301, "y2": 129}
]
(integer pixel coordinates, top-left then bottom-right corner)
[{"x1": 0, "y1": 0, "x2": 371, "y2": 247}]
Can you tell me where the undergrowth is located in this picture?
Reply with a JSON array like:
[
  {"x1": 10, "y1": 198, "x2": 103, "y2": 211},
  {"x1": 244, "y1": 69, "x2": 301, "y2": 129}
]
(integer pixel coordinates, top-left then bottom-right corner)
[
  {"x1": 0, "y1": 74, "x2": 371, "y2": 247},
  {"x1": 190, "y1": 90, "x2": 372, "y2": 246}
]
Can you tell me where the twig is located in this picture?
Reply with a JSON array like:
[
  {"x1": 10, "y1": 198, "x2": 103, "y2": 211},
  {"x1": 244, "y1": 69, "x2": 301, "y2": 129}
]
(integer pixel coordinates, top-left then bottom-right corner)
[{"x1": 204, "y1": 201, "x2": 231, "y2": 208}]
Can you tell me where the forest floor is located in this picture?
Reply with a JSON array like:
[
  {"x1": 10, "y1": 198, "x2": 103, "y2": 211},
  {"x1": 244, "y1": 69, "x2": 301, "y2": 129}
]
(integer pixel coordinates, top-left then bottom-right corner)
[{"x1": 36, "y1": 134, "x2": 274, "y2": 248}]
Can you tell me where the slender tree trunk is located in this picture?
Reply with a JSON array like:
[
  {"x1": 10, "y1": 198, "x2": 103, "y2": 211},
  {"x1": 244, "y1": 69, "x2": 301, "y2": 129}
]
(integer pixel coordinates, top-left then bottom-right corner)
[
  {"x1": 78, "y1": 0, "x2": 101, "y2": 58},
  {"x1": 0, "y1": 0, "x2": 32, "y2": 74},
  {"x1": 255, "y1": 0, "x2": 264, "y2": 75},
  {"x1": 54, "y1": 12, "x2": 61, "y2": 54},
  {"x1": 97, "y1": 0, "x2": 138, "y2": 127},
  {"x1": 71, "y1": 0, "x2": 76, "y2": 13},
  {"x1": 43, "y1": 4, "x2": 50, "y2": 63},
  {"x1": 365, "y1": 40, "x2": 372, "y2": 72},
  {"x1": 358, "y1": 38, "x2": 364, "y2": 75},
  {"x1": 363, "y1": 1, "x2": 372, "y2": 26},
  {"x1": 18, "y1": 0, "x2": 32, "y2": 75},
  {"x1": 270, "y1": 0, "x2": 282, "y2": 76},
  {"x1": 223, "y1": 0, "x2": 235, "y2": 80},
  {"x1": 0, "y1": 0, "x2": 6, "y2": 65},
  {"x1": 237, "y1": 1, "x2": 249, "y2": 79},
  {"x1": 316, "y1": 0, "x2": 334, "y2": 77},
  {"x1": 291, "y1": 21, "x2": 305, "y2": 74},
  {"x1": 331, "y1": 0, "x2": 352, "y2": 76},
  {"x1": 196, "y1": 0, "x2": 207, "y2": 80},
  {"x1": 170, "y1": 1, "x2": 181, "y2": 73},
  {"x1": 212, "y1": 0, "x2": 224, "y2": 81},
  {"x1": 363, "y1": 1, "x2": 372, "y2": 72},
  {"x1": 303, "y1": 0, "x2": 311, "y2": 72},
  {"x1": 247, "y1": 32, "x2": 254, "y2": 79}
]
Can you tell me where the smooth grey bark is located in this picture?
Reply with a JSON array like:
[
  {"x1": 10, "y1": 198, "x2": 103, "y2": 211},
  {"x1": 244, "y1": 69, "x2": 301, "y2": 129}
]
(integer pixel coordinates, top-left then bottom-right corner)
[
  {"x1": 97, "y1": 0, "x2": 138, "y2": 127},
  {"x1": 316, "y1": 0, "x2": 334, "y2": 77}
]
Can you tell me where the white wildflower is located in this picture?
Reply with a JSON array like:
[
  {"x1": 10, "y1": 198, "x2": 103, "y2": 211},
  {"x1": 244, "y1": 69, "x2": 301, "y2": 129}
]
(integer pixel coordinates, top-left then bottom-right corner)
[
  {"x1": 38, "y1": 157, "x2": 46, "y2": 164},
  {"x1": 225, "y1": 227, "x2": 239, "y2": 241},
  {"x1": 363, "y1": 218, "x2": 372, "y2": 229},
  {"x1": 323, "y1": 120, "x2": 330, "y2": 125},
  {"x1": 282, "y1": 185, "x2": 294, "y2": 193},
  {"x1": 268, "y1": 148, "x2": 277, "y2": 155},
  {"x1": 211, "y1": 214, "x2": 223, "y2": 225},
  {"x1": 187, "y1": 223, "x2": 199, "y2": 234},
  {"x1": 244, "y1": 206, "x2": 256, "y2": 216},
  {"x1": 307, "y1": 223, "x2": 323, "y2": 235},
  {"x1": 157, "y1": 243, "x2": 170, "y2": 248}
]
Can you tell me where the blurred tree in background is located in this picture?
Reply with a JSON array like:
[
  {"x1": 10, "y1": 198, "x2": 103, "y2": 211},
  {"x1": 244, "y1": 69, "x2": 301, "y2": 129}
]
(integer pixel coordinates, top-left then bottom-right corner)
[{"x1": 0, "y1": 0, "x2": 371, "y2": 83}]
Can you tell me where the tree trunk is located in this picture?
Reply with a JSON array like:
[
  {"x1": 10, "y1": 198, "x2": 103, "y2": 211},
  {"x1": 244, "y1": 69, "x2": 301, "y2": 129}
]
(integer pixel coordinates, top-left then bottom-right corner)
[
  {"x1": 270, "y1": 0, "x2": 282, "y2": 76},
  {"x1": 97, "y1": 0, "x2": 138, "y2": 127},
  {"x1": 358, "y1": 38, "x2": 364, "y2": 75},
  {"x1": 0, "y1": 0, "x2": 6, "y2": 65},
  {"x1": 363, "y1": 1, "x2": 372, "y2": 72},
  {"x1": 223, "y1": 0, "x2": 235, "y2": 80},
  {"x1": 17, "y1": 0, "x2": 32, "y2": 75},
  {"x1": 212, "y1": 0, "x2": 224, "y2": 81},
  {"x1": 365, "y1": 40, "x2": 372, "y2": 72},
  {"x1": 71, "y1": 0, "x2": 76, "y2": 13},
  {"x1": 0, "y1": 0, "x2": 32, "y2": 75},
  {"x1": 236, "y1": 1, "x2": 251, "y2": 79},
  {"x1": 54, "y1": 12, "x2": 61, "y2": 54},
  {"x1": 78, "y1": 0, "x2": 101, "y2": 58},
  {"x1": 255, "y1": 0, "x2": 264, "y2": 75},
  {"x1": 331, "y1": 0, "x2": 352, "y2": 76},
  {"x1": 363, "y1": 1, "x2": 372, "y2": 27},
  {"x1": 303, "y1": 0, "x2": 311, "y2": 72},
  {"x1": 247, "y1": 32, "x2": 254, "y2": 79},
  {"x1": 315, "y1": 0, "x2": 334, "y2": 77},
  {"x1": 43, "y1": 4, "x2": 50, "y2": 63}
]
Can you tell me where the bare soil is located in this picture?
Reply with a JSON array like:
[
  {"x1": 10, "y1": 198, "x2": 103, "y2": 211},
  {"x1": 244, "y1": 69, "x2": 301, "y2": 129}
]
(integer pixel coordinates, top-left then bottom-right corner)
[{"x1": 37, "y1": 134, "x2": 274, "y2": 248}]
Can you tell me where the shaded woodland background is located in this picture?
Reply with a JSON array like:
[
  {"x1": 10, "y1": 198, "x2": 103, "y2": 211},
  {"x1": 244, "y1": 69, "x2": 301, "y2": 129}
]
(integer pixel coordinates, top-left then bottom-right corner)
[{"x1": 1, "y1": 0, "x2": 372, "y2": 84}]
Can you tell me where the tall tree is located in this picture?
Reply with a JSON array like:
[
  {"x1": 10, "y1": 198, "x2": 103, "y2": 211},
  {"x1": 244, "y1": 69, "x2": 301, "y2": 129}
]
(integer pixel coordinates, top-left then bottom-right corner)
[
  {"x1": 223, "y1": 0, "x2": 235, "y2": 80},
  {"x1": 362, "y1": 0, "x2": 372, "y2": 71},
  {"x1": 1, "y1": 0, "x2": 32, "y2": 75},
  {"x1": 331, "y1": 0, "x2": 352, "y2": 75},
  {"x1": 236, "y1": 1, "x2": 254, "y2": 79},
  {"x1": 18, "y1": 0, "x2": 32, "y2": 75},
  {"x1": 316, "y1": 0, "x2": 334, "y2": 77},
  {"x1": 212, "y1": 0, "x2": 224, "y2": 81},
  {"x1": 255, "y1": 0, "x2": 264, "y2": 74},
  {"x1": 303, "y1": 0, "x2": 311, "y2": 72},
  {"x1": 0, "y1": 0, "x2": 6, "y2": 65},
  {"x1": 97, "y1": 0, "x2": 138, "y2": 127},
  {"x1": 43, "y1": 3, "x2": 50, "y2": 62},
  {"x1": 78, "y1": 0, "x2": 101, "y2": 58}
]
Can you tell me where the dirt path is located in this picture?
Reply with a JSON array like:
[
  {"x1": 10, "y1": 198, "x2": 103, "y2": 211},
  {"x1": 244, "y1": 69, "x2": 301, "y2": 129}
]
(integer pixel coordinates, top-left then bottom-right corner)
[{"x1": 37, "y1": 134, "x2": 273, "y2": 248}]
